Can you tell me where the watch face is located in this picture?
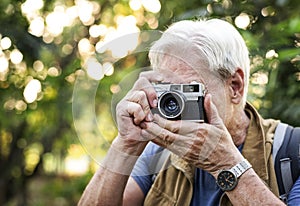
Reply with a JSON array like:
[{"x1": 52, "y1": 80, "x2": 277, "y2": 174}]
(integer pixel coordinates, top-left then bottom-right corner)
[{"x1": 217, "y1": 170, "x2": 238, "y2": 191}]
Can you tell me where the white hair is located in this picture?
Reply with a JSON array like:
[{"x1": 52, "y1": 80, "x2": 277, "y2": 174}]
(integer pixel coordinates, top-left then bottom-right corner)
[{"x1": 149, "y1": 19, "x2": 250, "y2": 105}]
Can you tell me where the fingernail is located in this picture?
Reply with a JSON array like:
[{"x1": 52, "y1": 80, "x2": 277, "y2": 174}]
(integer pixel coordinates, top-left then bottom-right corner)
[
  {"x1": 153, "y1": 99, "x2": 158, "y2": 107},
  {"x1": 157, "y1": 76, "x2": 163, "y2": 81},
  {"x1": 140, "y1": 122, "x2": 147, "y2": 129},
  {"x1": 146, "y1": 113, "x2": 153, "y2": 121}
]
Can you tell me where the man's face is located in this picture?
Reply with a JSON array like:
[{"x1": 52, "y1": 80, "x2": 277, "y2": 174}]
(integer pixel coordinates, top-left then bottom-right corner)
[{"x1": 154, "y1": 56, "x2": 232, "y2": 126}]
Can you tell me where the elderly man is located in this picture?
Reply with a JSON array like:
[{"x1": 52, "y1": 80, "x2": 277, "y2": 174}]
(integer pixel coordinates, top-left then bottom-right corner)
[{"x1": 78, "y1": 19, "x2": 290, "y2": 205}]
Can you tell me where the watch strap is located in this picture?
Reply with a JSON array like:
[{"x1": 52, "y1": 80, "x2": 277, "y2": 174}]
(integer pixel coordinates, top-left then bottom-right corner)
[{"x1": 230, "y1": 159, "x2": 252, "y2": 178}]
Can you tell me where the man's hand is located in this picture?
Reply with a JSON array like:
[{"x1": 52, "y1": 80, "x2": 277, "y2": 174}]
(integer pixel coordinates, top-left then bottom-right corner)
[
  {"x1": 140, "y1": 93, "x2": 244, "y2": 175},
  {"x1": 114, "y1": 71, "x2": 163, "y2": 155}
]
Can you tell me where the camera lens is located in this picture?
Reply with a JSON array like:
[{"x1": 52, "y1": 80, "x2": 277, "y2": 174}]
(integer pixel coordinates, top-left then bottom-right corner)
[
  {"x1": 165, "y1": 98, "x2": 178, "y2": 112},
  {"x1": 158, "y1": 91, "x2": 184, "y2": 119}
]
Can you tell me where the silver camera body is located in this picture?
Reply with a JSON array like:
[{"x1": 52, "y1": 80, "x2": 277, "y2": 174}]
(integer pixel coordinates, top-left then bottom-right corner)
[{"x1": 152, "y1": 83, "x2": 206, "y2": 122}]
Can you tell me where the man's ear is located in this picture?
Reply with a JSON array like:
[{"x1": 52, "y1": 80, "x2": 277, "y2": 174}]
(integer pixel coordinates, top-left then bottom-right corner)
[{"x1": 228, "y1": 68, "x2": 245, "y2": 104}]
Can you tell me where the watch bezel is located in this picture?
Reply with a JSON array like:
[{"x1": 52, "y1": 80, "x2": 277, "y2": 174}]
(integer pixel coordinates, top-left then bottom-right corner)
[{"x1": 216, "y1": 169, "x2": 238, "y2": 191}]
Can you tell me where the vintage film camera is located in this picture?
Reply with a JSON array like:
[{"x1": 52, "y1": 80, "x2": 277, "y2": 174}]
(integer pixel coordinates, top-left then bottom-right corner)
[{"x1": 152, "y1": 82, "x2": 206, "y2": 122}]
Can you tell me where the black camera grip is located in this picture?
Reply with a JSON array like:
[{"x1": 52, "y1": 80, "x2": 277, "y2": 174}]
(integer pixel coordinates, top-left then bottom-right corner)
[{"x1": 198, "y1": 96, "x2": 207, "y2": 123}]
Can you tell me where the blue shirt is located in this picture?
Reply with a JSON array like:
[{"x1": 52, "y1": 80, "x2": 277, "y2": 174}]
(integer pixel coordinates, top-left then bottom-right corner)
[
  {"x1": 190, "y1": 168, "x2": 223, "y2": 205},
  {"x1": 131, "y1": 142, "x2": 241, "y2": 205},
  {"x1": 288, "y1": 176, "x2": 300, "y2": 205}
]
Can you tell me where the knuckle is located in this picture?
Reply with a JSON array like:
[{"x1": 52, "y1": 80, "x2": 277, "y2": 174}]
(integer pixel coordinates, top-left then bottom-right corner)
[
  {"x1": 161, "y1": 131, "x2": 173, "y2": 143},
  {"x1": 196, "y1": 126, "x2": 208, "y2": 137},
  {"x1": 137, "y1": 90, "x2": 147, "y2": 98},
  {"x1": 169, "y1": 123, "x2": 180, "y2": 133},
  {"x1": 169, "y1": 126, "x2": 179, "y2": 134},
  {"x1": 127, "y1": 90, "x2": 146, "y2": 102},
  {"x1": 163, "y1": 134, "x2": 172, "y2": 142},
  {"x1": 147, "y1": 88, "x2": 157, "y2": 98},
  {"x1": 143, "y1": 104, "x2": 150, "y2": 112},
  {"x1": 133, "y1": 103, "x2": 143, "y2": 113},
  {"x1": 137, "y1": 76, "x2": 148, "y2": 85},
  {"x1": 133, "y1": 76, "x2": 148, "y2": 90},
  {"x1": 138, "y1": 73, "x2": 146, "y2": 79}
]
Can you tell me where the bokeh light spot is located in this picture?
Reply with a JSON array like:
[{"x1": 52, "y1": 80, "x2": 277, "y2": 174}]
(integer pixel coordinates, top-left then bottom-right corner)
[
  {"x1": 10, "y1": 49, "x2": 23, "y2": 64},
  {"x1": 24, "y1": 79, "x2": 42, "y2": 103},
  {"x1": 0, "y1": 37, "x2": 12, "y2": 50},
  {"x1": 235, "y1": 13, "x2": 250, "y2": 30}
]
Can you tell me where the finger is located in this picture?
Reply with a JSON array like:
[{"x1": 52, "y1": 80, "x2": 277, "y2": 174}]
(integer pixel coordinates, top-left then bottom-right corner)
[
  {"x1": 140, "y1": 129, "x2": 157, "y2": 142},
  {"x1": 142, "y1": 121, "x2": 177, "y2": 148},
  {"x1": 152, "y1": 114, "x2": 181, "y2": 133},
  {"x1": 142, "y1": 121, "x2": 196, "y2": 158},
  {"x1": 133, "y1": 71, "x2": 164, "y2": 108},
  {"x1": 204, "y1": 94, "x2": 224, "y2": 128},
  {"x1": 152, "y1": 114, "x2": 202, "y2": 135},
  {"x1": 139, "y1": 71, "x2": 164, "y2": 83},
  {"x1": 120, "y1": 101, "x2": 147, "y2": 125},
  {"x1": 126, "y1": 90, "x2": 152, "y2": 120},
  {"x1": 141, "y1": 128, "x2": 169, "y2": 147},
  {"x1": 141, "y1": 78, "x2": 158, "y2": 108}
]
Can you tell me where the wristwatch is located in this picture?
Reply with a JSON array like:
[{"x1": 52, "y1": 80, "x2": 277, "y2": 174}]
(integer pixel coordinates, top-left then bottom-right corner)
[{"x1": 216, "y1": 159, "x2": 252, "y2": 191}]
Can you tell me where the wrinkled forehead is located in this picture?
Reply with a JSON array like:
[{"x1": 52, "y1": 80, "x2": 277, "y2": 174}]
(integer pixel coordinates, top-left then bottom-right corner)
[{"x1": 152, "y1": 54, "x2": 213, "y2": 84}]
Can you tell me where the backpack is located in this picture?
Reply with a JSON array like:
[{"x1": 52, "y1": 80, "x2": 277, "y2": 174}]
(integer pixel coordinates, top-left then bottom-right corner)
[{"x1": 273, "y1": 123, "x2": 300, "y2": 202}]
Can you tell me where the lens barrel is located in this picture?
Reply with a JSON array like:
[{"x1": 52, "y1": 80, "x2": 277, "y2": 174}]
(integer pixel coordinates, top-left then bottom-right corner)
[{"x1": 158, "y1": 91, "x2": 185, "y2": 119}]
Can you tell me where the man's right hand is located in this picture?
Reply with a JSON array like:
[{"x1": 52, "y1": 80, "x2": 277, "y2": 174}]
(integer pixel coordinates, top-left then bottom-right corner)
[{"x1": 113, "y1": 71, "x2": 163, "y2": 156}]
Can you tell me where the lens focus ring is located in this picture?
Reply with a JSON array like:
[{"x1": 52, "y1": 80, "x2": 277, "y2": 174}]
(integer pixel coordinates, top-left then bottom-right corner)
[{"x1": 158, "y1": 91, "x2": 185, "y2": 119}]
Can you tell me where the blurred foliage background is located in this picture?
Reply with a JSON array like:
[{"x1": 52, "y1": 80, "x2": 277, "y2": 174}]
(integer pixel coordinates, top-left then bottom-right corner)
[{"x1": 0, "y1": 0, "x2": 299, "y2": 205}]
